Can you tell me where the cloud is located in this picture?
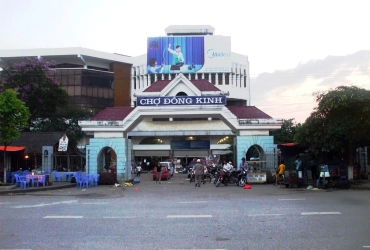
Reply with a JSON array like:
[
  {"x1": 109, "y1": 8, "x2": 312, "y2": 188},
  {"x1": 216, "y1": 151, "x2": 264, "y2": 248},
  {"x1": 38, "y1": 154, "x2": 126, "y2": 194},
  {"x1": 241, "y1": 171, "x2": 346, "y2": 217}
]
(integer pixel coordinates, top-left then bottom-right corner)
[{"x1": 251, "y1": 50, "x2": 370, "y2": 123}]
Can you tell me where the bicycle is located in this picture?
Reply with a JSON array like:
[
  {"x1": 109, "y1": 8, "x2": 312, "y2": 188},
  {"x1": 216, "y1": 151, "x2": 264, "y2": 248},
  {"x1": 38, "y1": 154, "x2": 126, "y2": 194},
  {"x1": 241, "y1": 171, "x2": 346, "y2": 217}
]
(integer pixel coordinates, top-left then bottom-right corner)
[{"x1": 272, "y1": 170, "x2": 285, "y2": 187}]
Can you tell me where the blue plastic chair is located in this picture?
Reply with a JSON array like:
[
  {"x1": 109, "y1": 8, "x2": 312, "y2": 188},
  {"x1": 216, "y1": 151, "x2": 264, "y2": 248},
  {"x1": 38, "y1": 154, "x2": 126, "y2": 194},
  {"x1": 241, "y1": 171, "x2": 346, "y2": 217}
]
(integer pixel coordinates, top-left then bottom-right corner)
[
  {"x1": 14, "y1": 174, "x2": 23, "y2": 187},
  {"x1": 94, "y1": 174, "x2": 100, "y2": 186},
  {"x1": 11, "y1": 172, "x2": 17, "y2": 184},
  {"x1": 23, "y1": 170, "x2": 30, "y2": 175},
  {"x1": 75, "y1": 175, "x2": 82, "y2": 188},
  {"x1": 21, "y1": 176, "x2": 31, "y2": 189},
  {"x1": 81, "y1": 175, "x2": 90, "y2": 188},
  {"x1": 44, "y1": 170, "x2": 50, "y2": 174},
  {"x1": 53, "y1": 170, "x2": 62, "y2": 182},
  {"x1": 36, "y1": 175, "x2": 46, "y2": 187},
  {"x1": 6, "y1": 172, "x2": 12, "y2": 183}
]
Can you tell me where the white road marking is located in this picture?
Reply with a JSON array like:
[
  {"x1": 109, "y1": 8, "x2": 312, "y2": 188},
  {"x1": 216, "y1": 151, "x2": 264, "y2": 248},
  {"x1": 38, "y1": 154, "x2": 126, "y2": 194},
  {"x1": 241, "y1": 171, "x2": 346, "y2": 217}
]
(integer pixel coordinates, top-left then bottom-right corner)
[
  {"x1": 81, "y1": 202, "x2": 108, "y2": 205},
  {"x1": 0, "y1": 202, "x2": 11, "y2": 204},
  {"x1": 363, "y1": 246, "x2": 370, "y2": 248},
  {"x1": 103, "y1": 216, "x2": 137, "y2": 219},
  {"x1": 179, "y1": 201, "x2": 207, "y2": 204},
  {"x1": 248, "y1": 214, "x2": 283, "y2": 216},
  {"x1": 44, "y1": 216, "x2": 83, "y2": 219},
  {"x1": 166, "y1": 215, "x2": 212, "y2": 218},
  {"x1": 12, "y1": 200, "x2": 77, "y2": 208},
  {"x1": 279, "y1": 198, "x2": 305, "y2": 201},
  {"x1": 301, "y1": 212, "x2": 341, "y2": 215}
]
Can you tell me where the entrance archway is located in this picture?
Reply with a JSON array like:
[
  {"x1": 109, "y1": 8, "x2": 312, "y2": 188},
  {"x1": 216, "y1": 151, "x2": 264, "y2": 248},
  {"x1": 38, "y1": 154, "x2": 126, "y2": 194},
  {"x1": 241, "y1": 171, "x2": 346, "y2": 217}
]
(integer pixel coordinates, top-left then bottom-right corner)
[
  {"x1": 97, "y1": 147, "x2": 117, "y2": 173},
  {"x1": 246, "y1": 144, "x2": 266, "y2": 172}
]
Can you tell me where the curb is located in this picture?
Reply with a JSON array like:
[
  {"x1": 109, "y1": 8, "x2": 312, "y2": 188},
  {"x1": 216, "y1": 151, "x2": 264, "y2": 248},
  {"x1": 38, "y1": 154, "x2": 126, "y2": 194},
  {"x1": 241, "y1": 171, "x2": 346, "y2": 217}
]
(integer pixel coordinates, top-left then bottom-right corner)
[{"x1": 0, "y1": 183, "x2": 76, "y2": 195}]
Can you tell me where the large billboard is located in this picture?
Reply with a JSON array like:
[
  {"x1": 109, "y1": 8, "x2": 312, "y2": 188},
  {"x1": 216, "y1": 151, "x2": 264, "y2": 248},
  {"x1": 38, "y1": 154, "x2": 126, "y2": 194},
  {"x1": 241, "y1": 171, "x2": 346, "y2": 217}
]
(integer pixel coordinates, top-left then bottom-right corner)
[{"x1": 147, "y1": 36, "x2": 231, "y2": 74}]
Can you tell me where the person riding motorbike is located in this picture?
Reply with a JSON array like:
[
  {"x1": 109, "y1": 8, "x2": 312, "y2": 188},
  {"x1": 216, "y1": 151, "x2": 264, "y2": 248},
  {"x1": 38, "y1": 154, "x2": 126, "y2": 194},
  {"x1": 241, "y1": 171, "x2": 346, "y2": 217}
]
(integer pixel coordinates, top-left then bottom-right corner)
[{"x1": 222, "y1": 160, "x2": 232, "y2": 183}]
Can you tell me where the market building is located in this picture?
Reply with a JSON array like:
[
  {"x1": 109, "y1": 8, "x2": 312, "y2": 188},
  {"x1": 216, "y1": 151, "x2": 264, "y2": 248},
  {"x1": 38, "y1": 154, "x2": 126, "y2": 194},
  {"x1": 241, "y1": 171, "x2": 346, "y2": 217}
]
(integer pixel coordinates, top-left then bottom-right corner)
[{"x1": 0, "y1": 25, "x2": 283, "y2": 183}]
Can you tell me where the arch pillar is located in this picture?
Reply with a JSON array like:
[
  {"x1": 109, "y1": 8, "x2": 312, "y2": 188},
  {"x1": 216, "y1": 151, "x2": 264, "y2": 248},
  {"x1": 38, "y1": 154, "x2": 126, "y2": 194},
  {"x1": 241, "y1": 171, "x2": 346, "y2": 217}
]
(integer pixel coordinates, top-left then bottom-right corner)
[
  {"x1": 86, "y1": 138, "x2": 132, "y2": 183},
  {"x1": 235, "y1": 136, "x2": 277, "y2": 172}
]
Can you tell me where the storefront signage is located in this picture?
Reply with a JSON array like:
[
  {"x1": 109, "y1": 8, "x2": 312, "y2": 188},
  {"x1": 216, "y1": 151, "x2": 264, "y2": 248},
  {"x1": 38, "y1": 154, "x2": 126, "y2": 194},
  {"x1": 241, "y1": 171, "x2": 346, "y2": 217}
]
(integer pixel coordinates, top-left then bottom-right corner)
[
  {"x1": 137, "y1": 95, "x2": 226, "y2": 106},
  {"x1": 171, "y1": 140, "x2": 210, "y2": 150}
]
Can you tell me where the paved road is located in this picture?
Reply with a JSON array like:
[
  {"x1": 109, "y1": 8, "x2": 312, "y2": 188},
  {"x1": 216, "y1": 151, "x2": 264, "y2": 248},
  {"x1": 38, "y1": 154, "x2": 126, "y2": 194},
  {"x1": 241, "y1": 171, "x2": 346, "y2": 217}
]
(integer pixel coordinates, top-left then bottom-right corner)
[{"x1": 0, "y1": 172, "x2": 369, "y2": 250}]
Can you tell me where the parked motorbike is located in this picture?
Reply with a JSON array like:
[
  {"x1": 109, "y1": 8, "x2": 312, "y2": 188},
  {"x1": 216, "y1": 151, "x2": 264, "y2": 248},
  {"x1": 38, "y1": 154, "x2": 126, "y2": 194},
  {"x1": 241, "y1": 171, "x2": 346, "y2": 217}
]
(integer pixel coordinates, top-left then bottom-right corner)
[
  {"x1": 215, "y1": 170, "x2": 229, "y2": 187},
  {"x1": 237, "y1": 167, "x2": 248, "y2": 186},
  {"x1": 228, "y1": 170, "x2": 239, "y2": 185}
]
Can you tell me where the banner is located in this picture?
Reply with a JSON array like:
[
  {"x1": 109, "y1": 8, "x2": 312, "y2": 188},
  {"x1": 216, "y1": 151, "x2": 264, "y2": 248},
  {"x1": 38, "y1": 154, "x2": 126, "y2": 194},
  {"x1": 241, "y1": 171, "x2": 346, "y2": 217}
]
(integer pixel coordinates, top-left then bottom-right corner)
[
  {"x1": 137, "y1": 95, "x2": 226, "y2": 107},
  {"x1": 58, "y1": 134, "x2": 69, "y2": 151}
]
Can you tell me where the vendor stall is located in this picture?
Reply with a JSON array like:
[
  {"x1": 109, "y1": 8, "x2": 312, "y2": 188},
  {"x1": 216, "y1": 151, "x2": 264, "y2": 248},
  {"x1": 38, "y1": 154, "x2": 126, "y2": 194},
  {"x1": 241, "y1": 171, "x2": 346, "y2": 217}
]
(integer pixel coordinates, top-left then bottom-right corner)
[{"x1": 247, "y1": 161, "x2": 267, "y2": 183}]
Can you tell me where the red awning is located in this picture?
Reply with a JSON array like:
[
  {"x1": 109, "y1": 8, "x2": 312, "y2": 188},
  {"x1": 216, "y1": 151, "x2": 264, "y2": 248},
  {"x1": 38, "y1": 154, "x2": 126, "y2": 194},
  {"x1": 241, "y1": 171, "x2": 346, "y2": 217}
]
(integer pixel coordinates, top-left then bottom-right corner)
[
  {"x1": 279, "y1": 143, "x2": 297, "y2": 147},
  {"x1": 0, "y1": 146, "x2": 26, "y2": 152}
]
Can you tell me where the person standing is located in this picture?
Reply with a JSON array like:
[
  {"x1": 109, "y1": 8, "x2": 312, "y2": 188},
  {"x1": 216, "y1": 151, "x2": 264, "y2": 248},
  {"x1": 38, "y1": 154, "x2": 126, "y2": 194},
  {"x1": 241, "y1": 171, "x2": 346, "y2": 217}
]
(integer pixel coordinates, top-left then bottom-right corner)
[
  {"x1": 309, "y1": 157, "x2": 318, "y2": 181},
  {"x1": 239, "y1": 157, "x2": 249, "y2": 184},
  {"x1": 168, "y1": 44, "x2": 184, "y2": 66},
  {"x1": 136, "y1": 165, "x2": 142, "y2": 177},
  {"x1": 295, "y1": 156, "x2": 302, "y2": 171},
  {"x1": 193, "y1": 159, "x2": 204, "y2": 187},
  {"x1": 155, "y1": 161, "x2": 162, "y2": 184},
  {"x1": 276, "y1": 160, "x2": 286, "y2": 185},
  {"x1": 239, "y1": 157, "x2": 249, "y2": 171}
]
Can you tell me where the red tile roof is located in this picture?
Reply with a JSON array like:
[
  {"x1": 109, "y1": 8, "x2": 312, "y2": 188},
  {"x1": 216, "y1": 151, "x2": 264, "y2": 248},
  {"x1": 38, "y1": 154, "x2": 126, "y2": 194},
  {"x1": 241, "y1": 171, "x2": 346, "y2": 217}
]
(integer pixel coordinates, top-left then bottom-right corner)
[
  {"x1": 89, "y1": 106, "x2": 271, "y2": 121},
  {"x1": 91, "y1": 107, "x2": 135, "y2": 121},
  {"x1": 143, "y1": 79, "x2": 220, "y2": 92},
  {"x1": 143, "y1": 80, "x2": 171, "y2": 92},
  {"x1": 226, "y1": 106, "x2": 272, "y2": 119},
  {"x1": 191, "y1": 80, "x2": 220, "y2": 91}
]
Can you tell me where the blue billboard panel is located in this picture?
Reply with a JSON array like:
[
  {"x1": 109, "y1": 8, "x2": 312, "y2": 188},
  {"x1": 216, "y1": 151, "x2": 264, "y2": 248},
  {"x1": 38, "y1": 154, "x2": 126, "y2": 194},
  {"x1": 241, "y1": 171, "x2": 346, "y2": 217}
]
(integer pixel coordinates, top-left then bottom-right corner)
[
  {"x1": 147, "y1": 36, "x2": 231, "y2": 74},
  {"x1": 147, "y1": 36, "x2": 204, "y2": 74}
]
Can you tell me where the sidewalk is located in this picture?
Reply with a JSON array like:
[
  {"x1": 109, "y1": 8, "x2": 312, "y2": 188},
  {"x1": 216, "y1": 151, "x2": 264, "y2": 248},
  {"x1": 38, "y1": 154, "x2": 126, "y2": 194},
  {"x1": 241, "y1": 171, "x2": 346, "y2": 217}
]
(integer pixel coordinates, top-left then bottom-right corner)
[
  {"x1": 0, "y1": 181, "x2": 76, "y2": 195},
  {"x1": 1, "y1": 173, "x2": 369, "y2": 195},
  {"x1": 304, "y1": 177, "x2": 370, "y2": 190}
]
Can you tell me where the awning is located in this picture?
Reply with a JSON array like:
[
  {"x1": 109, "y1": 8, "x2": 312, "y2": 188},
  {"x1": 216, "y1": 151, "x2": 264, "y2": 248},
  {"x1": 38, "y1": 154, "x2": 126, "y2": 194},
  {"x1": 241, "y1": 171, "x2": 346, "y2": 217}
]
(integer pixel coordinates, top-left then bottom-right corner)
[{"x1": 0, "y1": 146, "x2": 26, "y2": 152}]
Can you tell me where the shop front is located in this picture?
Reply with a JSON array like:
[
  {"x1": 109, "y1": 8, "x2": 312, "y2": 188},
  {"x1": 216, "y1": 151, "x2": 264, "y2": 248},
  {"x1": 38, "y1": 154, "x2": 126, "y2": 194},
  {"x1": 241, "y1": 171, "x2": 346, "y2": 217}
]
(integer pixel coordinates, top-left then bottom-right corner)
[{"x1": 79, "y1": 74, "x2": 282, "y2": 182}]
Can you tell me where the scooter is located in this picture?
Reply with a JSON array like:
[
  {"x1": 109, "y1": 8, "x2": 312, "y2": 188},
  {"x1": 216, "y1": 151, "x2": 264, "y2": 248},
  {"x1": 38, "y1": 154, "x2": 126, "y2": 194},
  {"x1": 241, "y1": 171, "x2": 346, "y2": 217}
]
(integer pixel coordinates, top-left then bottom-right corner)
[
  {"x1": 237, "y1": 167, "x2": 248, "y2": 186},
  {"x1": 215, "y1": 170, "x2": 229, "y2": 187}
]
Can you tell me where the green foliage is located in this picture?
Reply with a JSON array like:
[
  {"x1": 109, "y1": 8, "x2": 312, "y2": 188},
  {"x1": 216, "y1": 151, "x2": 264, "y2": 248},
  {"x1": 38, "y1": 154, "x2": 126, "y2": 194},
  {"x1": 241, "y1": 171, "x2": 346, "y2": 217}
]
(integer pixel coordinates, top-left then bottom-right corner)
[
  {"x1": 270, "y1": 118, "x2": 299, "y2": 144},
  {"x1": 0, "y1": 89, "x2": 30, "y2": 146},
  {"x1": 32, "y1": 107, "x2": 91, "y2": 144},
  {"x1": 1, "y1": 57, "x2": 69, "y2": 130},
  {"x1": 1, "y1": 57, "x2": 92, "y2": 149},
  {"x1": 0, "y1": 89, "x2": 30, "y2": 182},
  {"x1": 294, "y1": 86, "x2": 370, "y2": 164}
]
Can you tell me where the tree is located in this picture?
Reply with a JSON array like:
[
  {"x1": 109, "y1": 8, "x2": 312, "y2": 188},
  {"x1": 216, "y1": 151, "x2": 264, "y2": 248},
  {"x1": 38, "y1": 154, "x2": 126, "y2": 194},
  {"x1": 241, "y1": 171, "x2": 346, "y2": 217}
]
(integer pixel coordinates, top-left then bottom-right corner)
[
  {"x1": 1, "y1": 57, "x2": 92, "y2": 151},
  {"x1": 270, "y1": 118, "x2": 299, "y2": 144},
  {"x1": 294, "y1": 86, "x2": 370, "y2": 165},
  {"x1": 32, "y1": 106, "x2": 91, "y2": 147},
  {"x1": 0, "y1": 89, "x2": 30, "y2": 183},
  {"x1": 0, "y1": 57, "x2": 69, "y2": 130}
]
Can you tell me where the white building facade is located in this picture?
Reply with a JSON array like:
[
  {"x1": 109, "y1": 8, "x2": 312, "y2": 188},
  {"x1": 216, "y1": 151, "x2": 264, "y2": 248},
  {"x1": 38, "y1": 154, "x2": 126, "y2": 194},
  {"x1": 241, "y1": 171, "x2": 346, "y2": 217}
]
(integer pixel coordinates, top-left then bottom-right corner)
[{"x1": 0, "y1": 25, "x2": 282, "y2": 183}]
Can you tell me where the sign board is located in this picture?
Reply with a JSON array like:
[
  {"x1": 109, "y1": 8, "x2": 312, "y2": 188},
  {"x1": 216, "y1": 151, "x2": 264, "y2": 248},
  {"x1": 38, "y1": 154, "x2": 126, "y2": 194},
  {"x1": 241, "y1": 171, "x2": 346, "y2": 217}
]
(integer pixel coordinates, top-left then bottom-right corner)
[
  {"x1": 137, "y1": 95, "x2": 226, "y2": 107},
  {"x1": 58, "y1": 134, "x2": 68, "y2": 152},
  {"x1": 247, "y1": 173, "x2": 267, "y2": 183},
  {"x1": 147, "y1": 35, "x2": 231, "y2": 74},
  {"x1": 171, "y1": 140, "x2": 210, "y2": 150}
]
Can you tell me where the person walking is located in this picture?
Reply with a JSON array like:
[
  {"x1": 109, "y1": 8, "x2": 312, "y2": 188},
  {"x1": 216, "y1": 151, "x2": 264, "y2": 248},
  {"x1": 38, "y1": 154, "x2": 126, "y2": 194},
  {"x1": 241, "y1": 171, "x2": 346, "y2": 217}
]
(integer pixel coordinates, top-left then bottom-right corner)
[
  {"x1": 136, "y1": 165, "x2": 142, "y2": 177},
  {"x1": 155, "y1": 161, "x2": 162, "y2": 184},
  {"x1": 193, "y1": 159, "x2": 204, "y2": 187}
]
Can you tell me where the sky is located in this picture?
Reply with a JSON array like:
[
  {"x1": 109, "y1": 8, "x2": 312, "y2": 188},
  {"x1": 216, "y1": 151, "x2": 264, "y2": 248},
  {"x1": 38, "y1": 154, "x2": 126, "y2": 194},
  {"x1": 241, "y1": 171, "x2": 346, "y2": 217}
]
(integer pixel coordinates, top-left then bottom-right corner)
[{"x1": 0, "y1": 0, "x2": 369, "y2": 123}]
